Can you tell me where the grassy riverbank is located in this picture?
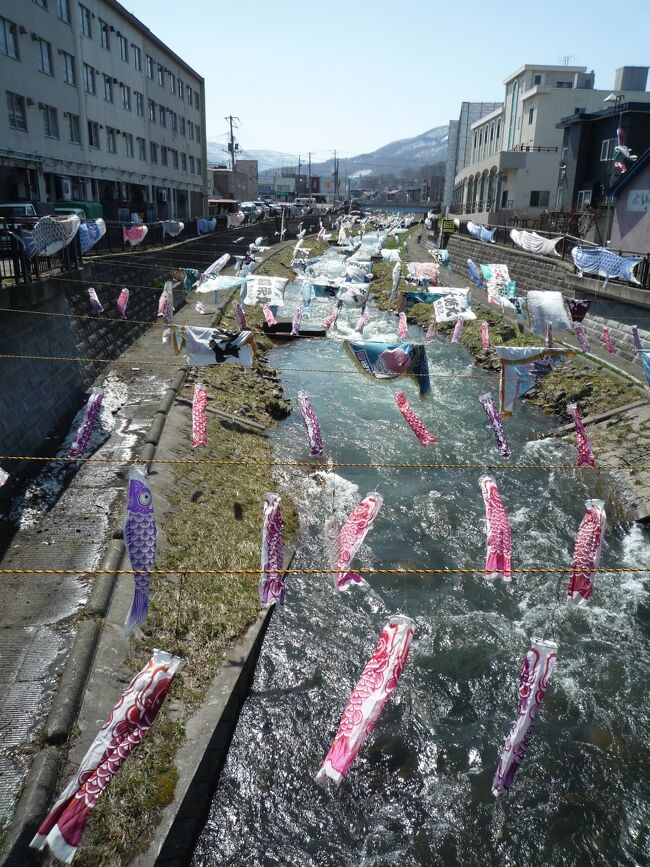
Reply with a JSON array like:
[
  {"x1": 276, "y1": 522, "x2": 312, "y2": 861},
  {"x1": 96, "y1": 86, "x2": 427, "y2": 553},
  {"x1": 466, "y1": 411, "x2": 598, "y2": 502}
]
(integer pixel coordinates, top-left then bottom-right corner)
[{"x1": 73, "y1": 278, "x2": 298, "y2": 865}]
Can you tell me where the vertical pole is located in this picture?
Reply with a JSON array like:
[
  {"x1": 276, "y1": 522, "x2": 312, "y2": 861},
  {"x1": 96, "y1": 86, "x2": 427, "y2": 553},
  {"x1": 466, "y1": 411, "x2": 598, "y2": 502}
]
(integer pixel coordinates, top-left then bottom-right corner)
[
  {"x1": 308, "y1": 152, "x2": 311, "y2": 197},
  {"x1": 297, "y1": 155, "x2": 301, "y2": 196}
]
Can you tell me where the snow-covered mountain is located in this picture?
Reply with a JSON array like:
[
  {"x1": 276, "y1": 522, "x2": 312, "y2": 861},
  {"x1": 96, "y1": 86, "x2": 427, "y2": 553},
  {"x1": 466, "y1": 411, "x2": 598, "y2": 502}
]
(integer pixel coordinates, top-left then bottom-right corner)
[{"x1": 207, "y1": 126, "x2": 448, "y2": 177}]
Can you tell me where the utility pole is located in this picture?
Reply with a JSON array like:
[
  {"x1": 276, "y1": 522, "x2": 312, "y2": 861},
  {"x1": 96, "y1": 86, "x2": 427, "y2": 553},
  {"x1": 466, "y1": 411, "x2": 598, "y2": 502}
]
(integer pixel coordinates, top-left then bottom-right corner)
[
  {"x1": 297, "y1": 155, "x2": 301, "y2": 196},
  {"x1": 333, "y1": 149, "x2": 339, "y2": 205},
  {"x1": 225, "y1": 115, "x2": 239, "y2": 173},
  {"x1": 308, "y1": 152, "x2": 312, "y2": 196}
]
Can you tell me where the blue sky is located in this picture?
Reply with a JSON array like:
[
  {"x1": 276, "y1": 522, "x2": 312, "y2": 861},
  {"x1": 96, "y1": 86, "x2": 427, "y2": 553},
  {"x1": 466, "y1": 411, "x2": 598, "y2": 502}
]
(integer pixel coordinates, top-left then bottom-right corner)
[{"x1": 126, "y1": 0, "x2": 650, "y2": 159}]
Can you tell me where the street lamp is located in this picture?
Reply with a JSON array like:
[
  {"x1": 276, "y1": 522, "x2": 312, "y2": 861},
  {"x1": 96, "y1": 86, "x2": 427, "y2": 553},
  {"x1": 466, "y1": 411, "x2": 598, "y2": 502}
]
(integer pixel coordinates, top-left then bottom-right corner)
[{"x1": 602, "y1": 93, "x2": 624, "y2": 243}]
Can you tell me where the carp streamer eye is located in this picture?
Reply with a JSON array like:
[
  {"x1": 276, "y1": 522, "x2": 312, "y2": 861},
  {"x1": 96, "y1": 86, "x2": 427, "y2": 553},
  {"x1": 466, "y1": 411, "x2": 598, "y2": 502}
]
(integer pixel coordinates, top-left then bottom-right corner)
[{"x1": 138, "y1": 491, "x2": 151, "y2": 507}]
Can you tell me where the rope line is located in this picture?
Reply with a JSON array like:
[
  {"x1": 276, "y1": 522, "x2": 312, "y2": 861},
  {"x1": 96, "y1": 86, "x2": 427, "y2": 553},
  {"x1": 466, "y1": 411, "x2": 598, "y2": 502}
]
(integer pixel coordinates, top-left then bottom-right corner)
[{"x1": 0, "y1": 567, "x2": 646, "y2": 576}]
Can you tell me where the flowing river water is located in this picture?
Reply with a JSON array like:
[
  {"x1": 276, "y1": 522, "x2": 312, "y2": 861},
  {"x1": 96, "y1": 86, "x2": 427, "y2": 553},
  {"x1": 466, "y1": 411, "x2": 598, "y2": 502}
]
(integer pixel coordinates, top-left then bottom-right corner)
[{"x1": 193, "y1": 270, "x2": 650, "y2": 866}]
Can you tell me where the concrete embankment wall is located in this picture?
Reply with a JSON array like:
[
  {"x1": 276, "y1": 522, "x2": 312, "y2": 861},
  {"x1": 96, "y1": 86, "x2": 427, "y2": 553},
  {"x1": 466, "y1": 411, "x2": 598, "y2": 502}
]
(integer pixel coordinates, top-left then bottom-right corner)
[{"x1": 447, "y1": 234, "x2": 650, "y2": 368}]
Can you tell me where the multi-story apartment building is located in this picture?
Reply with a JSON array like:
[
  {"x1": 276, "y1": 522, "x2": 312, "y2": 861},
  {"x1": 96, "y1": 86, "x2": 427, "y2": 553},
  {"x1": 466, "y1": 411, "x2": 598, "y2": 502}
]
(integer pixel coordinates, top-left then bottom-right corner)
[
  {"x1": 443, "y1": 102, "x2": 503, "y2": 212},
  {"x1": 450, "y1": 64, "x2": 650, "y2": 223},
  {"x1": 211, "y1": 160, "x2": 259, "y2": 203},
  {"x1": 0, "y1": 0, "x2": 207, "y2": 220}
]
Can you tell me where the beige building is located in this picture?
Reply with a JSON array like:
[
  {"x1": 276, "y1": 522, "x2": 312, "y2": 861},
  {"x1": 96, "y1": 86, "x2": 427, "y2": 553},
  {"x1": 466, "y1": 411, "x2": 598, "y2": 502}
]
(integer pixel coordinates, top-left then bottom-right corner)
[
  {"x1": 451, "y1": 64, "x2": 650, "y2": 223},
  {"x1": 211, "y1": 160, "x2": 258, "y2": 202},
  {"x1": 0, "y1": 0, "x2": 207, "y2": 220}
]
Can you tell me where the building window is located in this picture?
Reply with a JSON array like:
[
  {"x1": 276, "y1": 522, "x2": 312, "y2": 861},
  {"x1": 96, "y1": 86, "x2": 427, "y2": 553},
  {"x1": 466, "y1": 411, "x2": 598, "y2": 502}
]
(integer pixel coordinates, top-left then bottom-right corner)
[
  {"x1": 157, "y1": 64, "x2": 164, "y2": 86},
  {"x1": 117, "y1": 34, "x2": 128, "y2": 62},
  {"x1": 169, "y1": 72, "x2": 175, "y2": 94},
  {"x1": 33, "y1": 0, "x2": 47, "y2": 7},
  {"x1": 181, "y1": 152, "x2": 186, "y2": 171},
  {"x1": 188, "y1": 120, "x2": 194, "y2": 141},
  {"x1": 178, "y1": 78, "x2": 184, "y2": 100},
  {"x1": 180, "y1": 116, "x2": 185, "y2": 136},
  {"x1": 57, "y1": 0, "x2": 70, "y2": 22},
  {"x1": 555, "y1": 80, "x2": 572, "y2": 88},
  {"x1": 159, "y1": 107, "x2": 166, "y2": 127},
  {"x1": 186, "y1": 84, "x2": 192, "y2": 103},
  {"x1": 0, "y1": 16, "x2": 19, "y2": 59},
  {"x1": 106, "y1": 126, "x2": 117, "y2": 152},
  {"x1": 533, "y1": 74, "x2": 542, "y2": 85},
  {"x1": 7, "y1": 92, "x2": 27, "y2": 131},
  {"x1": 195, "y1": 125, "x2": 200, "y2": 144},
  {"x1": 529, "y1": 190, "x2": 550, "y2": 207},
  {"x1": 137, "y1": 136, "x2": 146, "y2": 160},
  {"x1": 194, "y1": 90, "x2": 199, "y2": 109},
  {"x1": 79, "y1": 4, "x2": 92, "y2": 37},
  {"x1": 62, "y1": 51, "x2": 75, "y2": 84},
  {"x1": 135, "y1": 91, "x2": 144, "y2": 116},
  {"x1": 148, "y1": 99, "x2": 156, "y2": 122},
  {"x1": 124, "y1": 132, "x2": 133, "y2": 157},
  {"x1": 145, "y1": 54, "x2": 153, "y2": 78},
  {"x1": 99, "y1": 19, "x2": 109, "y2": 49},
  {"x1": 132, "y1": 44, "x2": 141, "y2": 71},
  {"x1": 577, "y1": 189, "x2": 592, "y2": 210},
  {"x1": 87, "y1": 119, "x2": 100, "y2": 148},
  {"x1": 528, "y1": 107, "x2": 534, "y2": 124},
  {"x1": 37, "y1": 38, "x2": 53, "y2": 75},
  {"x1": 161, "y1": 145, "x2": 168, "y2": 166},
  {"x1": 103, "y1": 75, "x2": 113, "y2": 102},
  {"x1": 171, "y1": 110, "x2": 177, "y2": 132},
  {"x1": 68, "y1": 112, "x2": 80, "y2": 143},
  {"x1": 171, "y1": 149, "x2": 178, "y2": 169},
  {"x1": 120, "y1": 83, "x2": 131, "y2": 111},
  {"x1": 43, "y1": 104, "x2": 58, "y2": 138},
  {"x1": 600, "y1": 138, "x2": 614, "y2": 161},
  {"x1": 150, "y1": 141, "x2": 158, "y2": 163},
  {"x1": 189, "y1": 155, "x2": 195, "y2": 173},
  {"x1": 197, "y1": 157, "x2": 201, "y2": 174},
  {"x1": 84, "y1": 63, "x2": 96, "y2": 94}
]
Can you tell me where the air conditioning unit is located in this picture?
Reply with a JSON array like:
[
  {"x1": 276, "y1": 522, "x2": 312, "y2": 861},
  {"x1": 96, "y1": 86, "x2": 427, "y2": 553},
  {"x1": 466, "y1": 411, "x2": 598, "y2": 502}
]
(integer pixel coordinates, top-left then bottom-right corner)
[
  {"x1": 160, "y1": 189, "x2": 168, "y2": 202},
  {"x1": 61, "y1": 178, "x2": 73, "y2": 201}
]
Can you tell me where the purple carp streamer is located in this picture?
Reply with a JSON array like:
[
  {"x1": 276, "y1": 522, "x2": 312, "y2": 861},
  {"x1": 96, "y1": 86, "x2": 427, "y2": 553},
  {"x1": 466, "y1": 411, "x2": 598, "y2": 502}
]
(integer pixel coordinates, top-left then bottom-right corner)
[
  {"x1": 124, "y1": 466, "x2": 157, "y2": 635},
  {"x1": 567, "y1": 403, "x2": 595, "y2": 468},
  {"x1": 116, "y1": 288, "x2": 129, "y2": 319},
  {"x1": 157, "y1": 281, "x2": 174, "y2": 327},
  {"x1": 88, "y1": 288, "x2": 104, "y2": 315},
  {"x1": 232, "y1": 301, "x2": 248, "y2": 331},
  {"x1": 390, "y1": 262, "x2": 401, "y2": 300},
  {"x1": 259, "y1": 493, "x2": 285, "y2": 606},
  {"x1": 480, "y1": 392, "x2": 511, "y2": 459},
  {"x1": 316, "y1": 615, "x2": 414, "y2": 786},
  {"x1": 481, "y1": 321, "x2": 490, "y2": 350},
  {"x1": 451, "y1": 318, "x2": 464, "y2": 344},
  {"x1": 297, "y1": 392, "x2": 324, "y2": 456},
  {"x1": 398, "y1": 312, "x2": 409, "y2": 338},
  {"x1": 395, "y1": 390, "x2": 437, "y2": 446},
  {"x1": 195, "y1": 302, "x2": 208, "y2": 315},
  {"x1": 291, "y1": 307, "x2": 303, "y2": 337},
  {"x1": 467, "y1": 259, "x2": 484, "y2": 288},
  {"x1": 31, "y1": 649, "x2": 182, "y2": 863},
  {"x1": 479, "y1": 475, "x2": 512, "y2": 580},
  {"x1": 492, "y1": 637, "x2": 558, "y2": 796},
  {"x1": 263, "y1": 305, "x2": 277, "y2": 326},
  {"x1": 602, "y1": 327, "x2": 617, "y2": 355},
  {"x1": 332, "y1": 492, "x2": 383, "y2": 591},
  {"x1": 574, "y1": 324, "x2": 591, "y2": 353},
  {"x1": 545, "y1": 322, "x2": 553, "y2": 348},
  {"x1": 425, "y1": 313, "x2": 437, "y2": 343},
  {"x1": 566, "y1": 298, "x2": 592, "y2": 323},
  {"x1": 567, "y1": 499, "x2": 606, "y2": 604},
  {"x1": 632, "y1": 325, "x2": 642, "y2": 355},
  {"x1": 192, "y1": 383, "x2": 208, "y2": 449},
  {"x1": 68, "y1": 388, "x2": 104, "y2": 459}
]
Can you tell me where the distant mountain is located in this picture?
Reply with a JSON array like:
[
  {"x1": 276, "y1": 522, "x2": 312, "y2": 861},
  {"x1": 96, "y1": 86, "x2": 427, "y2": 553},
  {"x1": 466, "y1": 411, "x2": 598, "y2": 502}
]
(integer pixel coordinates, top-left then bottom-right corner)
[{"x1": 207, "y1": 126, "x2": 448, "y2": 179}]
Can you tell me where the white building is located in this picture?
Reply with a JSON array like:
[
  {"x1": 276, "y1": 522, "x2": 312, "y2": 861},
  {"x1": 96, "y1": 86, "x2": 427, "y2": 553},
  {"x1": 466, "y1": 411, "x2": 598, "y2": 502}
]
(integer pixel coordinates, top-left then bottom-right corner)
[
  {"x1": 0, "y1": 0, "x2": 208, "y2": 220},
  {"x1": 451, "y1": 64, "x2": 650, "y2": 223},
  {"x1": 443, "y1": 101, "x2": 503, "y2": 212}
]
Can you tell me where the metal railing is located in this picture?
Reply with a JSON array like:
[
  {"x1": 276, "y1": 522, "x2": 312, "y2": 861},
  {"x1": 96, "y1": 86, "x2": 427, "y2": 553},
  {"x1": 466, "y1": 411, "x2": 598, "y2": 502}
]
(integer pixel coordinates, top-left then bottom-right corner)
[
  {"x1": 0, "y1": 219, "x2": 83, "y2": 286},
  {"x1": 510, "y1": 145, "x2": 559, "y2": 153}
]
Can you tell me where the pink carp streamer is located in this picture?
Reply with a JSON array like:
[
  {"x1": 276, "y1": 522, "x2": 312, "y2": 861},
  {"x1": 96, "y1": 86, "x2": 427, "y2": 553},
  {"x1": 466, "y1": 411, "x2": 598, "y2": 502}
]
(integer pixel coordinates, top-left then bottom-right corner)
[
  {"x1": 451, "y1": 318, "x2": 464, "y2": 345},
  {"x1": 259, "y1": 493, "x2": 285, "y2": 606},
  {"x1": 545, "y1": 322, "x2": 553, "y2": 348},
  {"x1": 291, "y1": 307, "x2": 303, "y2": 336},
  {"x1": 394, "y1": 390, "x2": 437, "y2": 446},
  {"x1": 398, "y1": 312, "x2": 409, "y2": 338},
  {"x1": 297, "y1": 392, "x2": 324, "y2": 456},
  {"x1": 322, "y1": 306, "x2": 339, "y2": 330},
  {"x1": 192, "y1": 382, "x2": 208, "y2": 449},
  {"x1": 68, "y1": 388, "x2": 104, "y2": 459},
  {"x1": 333, "y1": 492, "x2": 383, "y2": 591},
  {"x1": 567, "y1": 403, "x2": 595, "y2": 468},
  {"x1": 632, "y1": 325, "x2": 642, "y2": 355},
  {"x1": 492, "y1": 637, "x2": 558, "y2": 796},
  {"x1": 481, "y1": 321, "x2": 490, "y2": 350},
  {"x1": 316, "y1": 615, "x2": 414, "y2": 786},
  {"x1": 116, "y1": 287, "x2": 129, "y2": 319},
  {"x1": 479, "y1": 475, "x2": 512, "y2": 580},
  {"x1": 263, "y1": 305, "x2": 277, "y2": 326},
  {"x1": 124, "y1": 466, "x2": 157, "y2": 635},
  {"x1": 602, "y1": 327, "x2": 617, "y2": 355},
  {"x1": 355, "y1": 308, "x2": 369, "y2": 335},
  {"x1": 88, "y1": 288, "x2": 104, "y2": 315},
  {"x1": 425, "y1": 314, "x2": 437, "y2": 343},
  {"x1": 480, "y1": 392, "x2": 511, "y2": 459},
  {"x1": 31, "y1": 649, "x2": 182, "y2": 863},
  {"x1": 157, "y1": 282, "x2": 173, "y2": 327},
  {"x1": 195, "y1": 302, "x2": 208, "y2": 315},
  {"x1": 566, "y1": 499, "x2": 606, "y2": 604},
  {"x1": 232, "y1": 300, "x2": 248, "y2": 331},
  {"x1": 574, "y1": 323, "x2": 590, "y2": 353}
]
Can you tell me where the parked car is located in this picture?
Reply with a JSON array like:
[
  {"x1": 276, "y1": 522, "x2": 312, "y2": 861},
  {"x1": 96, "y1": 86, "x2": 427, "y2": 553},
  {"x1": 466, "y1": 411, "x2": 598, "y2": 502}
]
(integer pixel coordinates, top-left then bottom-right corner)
[
  {"x1": 0, "y1": 203, "x2": 37, "y2": 253},
  {"x1": 54, "y1": 206, "x2": 86, "y2": 222}
]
